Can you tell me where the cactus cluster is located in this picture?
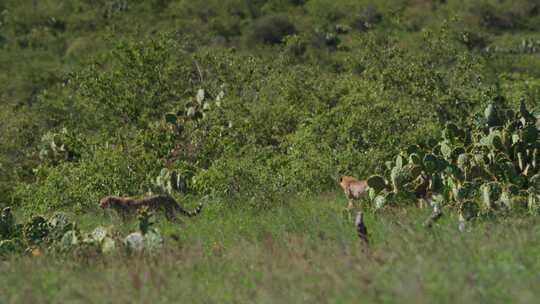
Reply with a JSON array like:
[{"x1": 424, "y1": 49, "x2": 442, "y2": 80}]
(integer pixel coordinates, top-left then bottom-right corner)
[
  {"x1": 59, "y1": 226, "x2": 117, "y2": 255},
  {"x1": 0, "y1": 207, "x2": 19, "y2": 239},
  {"x1": 0, "y1": 208, "x2": 163, "y2": 257},
  {"x1": 124, "y1": 230, "x2": 163, "y2": 254},
  {"x1": 149, "y1": 168, "x2": 191, "y2": 195},
  {"x1": 157, "y1": 88, "x2": 226, "y2": 195},
  {"x1": 366, "y1": 101, "x2": 540, "y2": 222},
  {"x1": 124, "y1": 208, "x2": 163, "y2": 254},
  {"x1": 38, "y1": 128, "x2": 82, "y2": 164},
  {"x1": 0, "y1": 211, "x2": 73, "y2": 255},
  {"x1": 23, "y1": 215, "x2": 50, "y2": 245},
  {"x1": 165, "y1": 88, "x2": 224, "y2": 128},
  {"x1": 151, "y1": 168, "x2": 187, "y2": 195}
]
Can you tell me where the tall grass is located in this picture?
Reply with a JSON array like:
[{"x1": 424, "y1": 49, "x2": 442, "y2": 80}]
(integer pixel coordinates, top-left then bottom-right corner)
[{"x1": 2, "y1": 194, "x2": 540, "y2": 303}]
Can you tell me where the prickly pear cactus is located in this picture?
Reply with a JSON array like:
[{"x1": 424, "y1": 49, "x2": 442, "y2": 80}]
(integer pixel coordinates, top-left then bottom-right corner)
[
  {"x1": 0, "y1": 239, "x2": 24, "y2": 255},
  {"x1": 367, "y1": 175, "x2": 386, "y2": 193},
  {"x1": 481, "y1": 182, "x2": 502, "y2": 210},
  {"x1": 143, "y1": 230, "x2": 163, "y2": 252},
  {"x1": 0, "y1": 209, "x2": 169, "y2": 256},
  {"x1": 376, "y1": 101, "x2": 540, "y2": 224},
  {"x1": 88, "y1": 226, "x2": 116, "y2": 254},
  {"x1": 408, "y1": 153, "x2": 422, "y2": 165},
  {"x1": 60, "y1": 230, "x2": 80, "y2": 250},
  {"x1": 101, "y1": 237, "x2": 116, "y2": 254},
  {"x1": 23, "y1": 215, "x2": 49, "y2": 245},
  {"x1": 124, "y1": 232, "x2": 145, "y2": 253},
  {"x1": 422, "y1": 154, "x2": 439, "y2": 174},
  {"x1": 530, "y1": 174, "x2": 540, "y2": 193},
  {"x1": 38, "y1": 127, "x2": 82, "y2": 164},
  {"x1": 1, "y1": 207, "x2": 18, "y2": 239},
  {"x1": 528, "y1": 193, "x2": 540, "y2": 213},
  {"x1": 373, "y1": 194, "x2": 387, "y2": 209},
  {"x1": 91, "y1": 226, "x2": 108, "y2": 243},
  {"x1": 170, "y1": 88, "x2": 224, "y2": 123},
  {"x1": 152, "y1": 168, "x2": 187, "y2": 195},
  {"x1": 47, "y1": 212, "x2": 75, "y2": 242},
  {"x1": 390, "y1": 166, "x2": 403, "y2": 192},
  {"x1": 459, "y1": 200, "x2": 479, "y2": 221},
  {"x1": 443, "y1": 123, "x2": 461, "y2": 141},
  {"x1": 125, "y1": 210, "x2": 163, "y2": 254}
]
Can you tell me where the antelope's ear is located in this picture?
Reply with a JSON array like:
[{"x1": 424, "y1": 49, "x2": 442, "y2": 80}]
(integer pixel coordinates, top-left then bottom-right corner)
[{"x1": 339, "y1": 176, "x2": 343, "y2": 182}]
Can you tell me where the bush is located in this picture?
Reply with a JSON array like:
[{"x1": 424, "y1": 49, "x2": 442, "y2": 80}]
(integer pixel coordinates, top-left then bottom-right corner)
[
  {"x1": 33, "y1": 35, "x2": 198, "y2": 134},
  {"x1": 13, "y1": 141, "x2": 159, "y2": 213},
  {"x1": 462, "y1": 0, "x2": 540, "y2": 31},
  {"x1": 354, "y1": 4, "x2": 383, "y2": 31},
  {"x1": 5, "y1": 19, "x2": 534, "y2": 211},
  {"x1": 192, "y1": 148, "x2": 289, "y2": 205},
  {"x1": 246, "y1": 14, "x2": 296, "y2": 45}
]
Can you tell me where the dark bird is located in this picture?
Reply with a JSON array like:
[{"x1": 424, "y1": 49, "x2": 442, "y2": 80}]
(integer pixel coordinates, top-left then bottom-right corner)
[{"x1": 355, "y1": 211, "x2": 369, "y2": 244}]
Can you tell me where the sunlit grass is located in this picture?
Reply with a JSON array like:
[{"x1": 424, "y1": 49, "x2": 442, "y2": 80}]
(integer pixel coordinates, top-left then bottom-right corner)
[{"x1": 2, "y1": 194, "x2": 540, "y2": 303}]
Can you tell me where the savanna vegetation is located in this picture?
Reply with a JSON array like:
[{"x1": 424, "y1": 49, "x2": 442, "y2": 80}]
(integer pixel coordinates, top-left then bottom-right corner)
[{"x1": 1, "y1": 0, "x2": 540, "y2": 302}]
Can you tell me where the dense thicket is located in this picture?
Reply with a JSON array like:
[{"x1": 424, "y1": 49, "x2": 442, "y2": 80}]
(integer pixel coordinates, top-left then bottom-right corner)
[{"x1": 1, "y1": 0, "x2": 539, "y2": 212}]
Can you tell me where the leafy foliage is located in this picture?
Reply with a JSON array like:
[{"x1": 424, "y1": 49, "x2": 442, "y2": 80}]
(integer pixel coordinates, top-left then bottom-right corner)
[
  {"x1": 366, "y1": 101, "x2": 540, "y2": 222},
  {"x1": 0, "y1": 0, "x2": 540, "y2": 216},
  {"x1": 0, "y1": 207, "x2": 164, "y2": 257}
]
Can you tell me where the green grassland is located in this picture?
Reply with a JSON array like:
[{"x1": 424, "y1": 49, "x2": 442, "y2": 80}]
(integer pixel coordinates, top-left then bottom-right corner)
[
  {"x1": 2, "y1": 1, "x2": 540, "y2": 303},
  {"x1": 2, "y1": 196, "x2": 540, "y2": 303}
]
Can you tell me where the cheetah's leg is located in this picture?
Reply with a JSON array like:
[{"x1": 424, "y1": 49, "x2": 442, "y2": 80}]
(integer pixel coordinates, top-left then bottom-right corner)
[{"x1": 164, "y1": 205, "x2": 178, "y2": 222}]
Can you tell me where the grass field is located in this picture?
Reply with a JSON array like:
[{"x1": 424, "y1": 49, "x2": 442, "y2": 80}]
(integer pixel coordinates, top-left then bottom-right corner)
[
  {"x1": 2, "y1": 1, "x2": 540, "y2": 303},
  {"x1": 1, "y1": 194, "x2": 540, "y2": 304}
]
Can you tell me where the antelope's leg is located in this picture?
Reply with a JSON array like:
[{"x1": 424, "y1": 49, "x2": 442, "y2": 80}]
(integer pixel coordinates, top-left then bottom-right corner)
[
  {"x1": 341, "y1": 206, "x2": 353, "y2": 222},
  {"x1": 347, "y1": 199, "x2": 354, "y2": 210},
  {"x1": 341, "y1": 193, "x2": 354, "y2": 221}
]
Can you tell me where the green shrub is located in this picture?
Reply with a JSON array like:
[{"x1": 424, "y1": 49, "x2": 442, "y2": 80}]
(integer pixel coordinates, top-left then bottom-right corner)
[
  {"x1": 457, "y1": 0, "x2": 540, "y2": 31},
  {"x1": 170, "y1": 0, "x2": 248, "y2": 39},
  {"x1": 13, "y1": 141, "x2": 159, "y2": 213},
  {"x1": 3, "y1": 2, "x2": 539, "y2": 212},
  {"x1": 246, "y1": 14, "x2": 296, "y2": 45},
  {"x1": 192, "y1": 148, "x2": 288, "y2": 205},
  {"x1": 353, "y1": 4, "x2": 383, "y2": 31},
  {"x1": 12, "y1": 27, "x2": 506, "y2": 210},
  {"x1": 33, "y1": 35, "x2": 198, "y2": 133}
]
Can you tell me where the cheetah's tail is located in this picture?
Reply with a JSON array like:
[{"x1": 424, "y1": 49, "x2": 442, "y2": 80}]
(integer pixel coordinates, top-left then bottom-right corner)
[{"x1": 175, "y1": 202, "x2": 204, "y2": 217}]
